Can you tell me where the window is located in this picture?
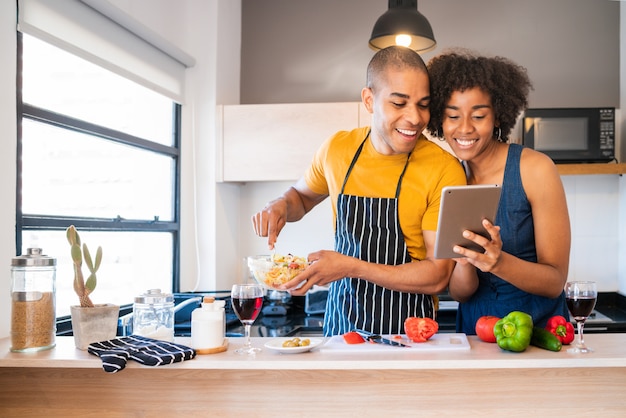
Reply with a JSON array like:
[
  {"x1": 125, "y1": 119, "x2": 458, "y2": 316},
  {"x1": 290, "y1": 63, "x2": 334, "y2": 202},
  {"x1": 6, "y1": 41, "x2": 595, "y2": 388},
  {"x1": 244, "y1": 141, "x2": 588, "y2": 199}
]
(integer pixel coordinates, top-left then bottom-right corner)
[{"x1": 17, "y1": 33, "x2": 181, "y2": 318}]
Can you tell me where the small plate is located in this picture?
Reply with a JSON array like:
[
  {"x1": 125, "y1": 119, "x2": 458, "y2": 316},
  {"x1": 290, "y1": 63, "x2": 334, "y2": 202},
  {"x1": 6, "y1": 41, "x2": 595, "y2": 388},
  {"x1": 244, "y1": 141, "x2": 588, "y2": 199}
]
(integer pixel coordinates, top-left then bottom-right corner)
[{"x1": 264, "y1": 337, "x2": 325, "y2": 354}]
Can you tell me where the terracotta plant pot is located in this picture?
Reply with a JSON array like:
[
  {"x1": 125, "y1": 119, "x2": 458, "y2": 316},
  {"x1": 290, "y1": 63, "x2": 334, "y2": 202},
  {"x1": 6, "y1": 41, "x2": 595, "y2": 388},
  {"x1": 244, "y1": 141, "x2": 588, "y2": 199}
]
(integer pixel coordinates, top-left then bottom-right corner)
[{"x1": 70, "y1": 304, "x2": 119, "y2": 350}]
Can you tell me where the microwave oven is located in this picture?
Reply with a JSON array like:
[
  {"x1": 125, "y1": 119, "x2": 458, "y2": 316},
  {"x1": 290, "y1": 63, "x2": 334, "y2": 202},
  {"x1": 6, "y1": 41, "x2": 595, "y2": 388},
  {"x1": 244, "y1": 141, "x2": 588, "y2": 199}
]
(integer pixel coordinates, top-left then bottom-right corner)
[{"x1": 521, "y1": 107, "x2": 615, "y2": 163}]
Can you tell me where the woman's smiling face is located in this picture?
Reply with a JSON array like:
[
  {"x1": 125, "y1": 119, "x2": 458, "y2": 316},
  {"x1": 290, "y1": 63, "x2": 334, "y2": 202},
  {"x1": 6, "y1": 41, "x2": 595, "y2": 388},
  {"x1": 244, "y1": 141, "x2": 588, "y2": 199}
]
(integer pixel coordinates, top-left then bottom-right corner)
[{"x1": 442, "y1": 87, "x2": 497, "y2": 161}]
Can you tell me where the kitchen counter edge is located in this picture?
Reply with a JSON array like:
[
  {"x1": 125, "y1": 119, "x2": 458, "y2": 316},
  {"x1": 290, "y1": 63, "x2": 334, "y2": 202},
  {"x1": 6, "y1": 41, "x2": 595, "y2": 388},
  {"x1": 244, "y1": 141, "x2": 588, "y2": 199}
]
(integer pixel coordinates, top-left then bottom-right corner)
[{"x1": 2, "y1": 334, "x2": 626, "y2": 371}]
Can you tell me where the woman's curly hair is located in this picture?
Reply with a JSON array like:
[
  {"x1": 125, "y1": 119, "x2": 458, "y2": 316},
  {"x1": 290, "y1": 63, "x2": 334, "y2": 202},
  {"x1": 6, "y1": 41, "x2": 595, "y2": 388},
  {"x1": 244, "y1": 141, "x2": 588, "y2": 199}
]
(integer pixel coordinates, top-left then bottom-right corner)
[{"x1": 426, "y1": 49, "x2": 533, "y2": 142}]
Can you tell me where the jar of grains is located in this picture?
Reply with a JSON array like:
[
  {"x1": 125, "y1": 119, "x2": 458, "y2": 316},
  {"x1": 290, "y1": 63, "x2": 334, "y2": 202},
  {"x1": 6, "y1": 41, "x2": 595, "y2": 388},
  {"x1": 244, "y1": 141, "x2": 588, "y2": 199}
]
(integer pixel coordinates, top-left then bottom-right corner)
[{"x1": 10, "y1": 248, "x2": 57, "y2": 352}]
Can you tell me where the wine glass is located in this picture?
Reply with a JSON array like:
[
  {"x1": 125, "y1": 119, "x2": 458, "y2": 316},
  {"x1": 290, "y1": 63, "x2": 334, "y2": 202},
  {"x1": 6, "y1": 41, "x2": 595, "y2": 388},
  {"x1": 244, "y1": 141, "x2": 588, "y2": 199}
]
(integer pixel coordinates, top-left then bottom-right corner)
[
  {"x1": 565, "y1": 281, "x2": 597, "y2": 354},
  {"x1": 231, "y1": 283, "x2": 264, "y2": 354}
]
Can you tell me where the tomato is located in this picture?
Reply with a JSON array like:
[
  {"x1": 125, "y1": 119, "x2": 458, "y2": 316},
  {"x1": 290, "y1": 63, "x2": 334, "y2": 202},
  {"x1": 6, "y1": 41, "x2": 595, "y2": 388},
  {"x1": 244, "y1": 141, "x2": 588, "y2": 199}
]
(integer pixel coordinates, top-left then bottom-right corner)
[
  {"x1": 404, "y1": 317, "x2": 438, "y2": 343},
  {"x1": 342, "y1": 331, "x2": 365, "y2": 344},
  {"x1": 475, "y1": 316, "x2": 500, "y2": 343}
]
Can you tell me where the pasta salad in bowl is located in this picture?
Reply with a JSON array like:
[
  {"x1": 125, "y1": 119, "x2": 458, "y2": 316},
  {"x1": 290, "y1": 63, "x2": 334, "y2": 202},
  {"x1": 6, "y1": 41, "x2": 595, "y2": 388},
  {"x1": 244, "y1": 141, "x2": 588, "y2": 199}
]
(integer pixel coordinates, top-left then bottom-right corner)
[{"x1": 248, "y1": 254, "x2": 308, "y2": 291}]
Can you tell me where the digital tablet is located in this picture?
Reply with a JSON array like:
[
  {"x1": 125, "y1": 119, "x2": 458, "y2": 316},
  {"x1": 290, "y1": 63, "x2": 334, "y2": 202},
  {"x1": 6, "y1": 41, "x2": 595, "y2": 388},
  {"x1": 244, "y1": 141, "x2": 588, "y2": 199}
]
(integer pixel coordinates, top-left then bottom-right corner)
[{"x1": 434, "y1": 184, "x2": 502, "y2": 259}]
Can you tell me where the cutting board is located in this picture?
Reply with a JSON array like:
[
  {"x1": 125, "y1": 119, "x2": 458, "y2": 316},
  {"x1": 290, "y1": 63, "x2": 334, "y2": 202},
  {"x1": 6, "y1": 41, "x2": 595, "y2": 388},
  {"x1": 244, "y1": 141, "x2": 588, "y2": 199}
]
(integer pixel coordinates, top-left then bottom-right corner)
[{"x1": 319, "y1": 333, "x2": 470, "y2": 353}]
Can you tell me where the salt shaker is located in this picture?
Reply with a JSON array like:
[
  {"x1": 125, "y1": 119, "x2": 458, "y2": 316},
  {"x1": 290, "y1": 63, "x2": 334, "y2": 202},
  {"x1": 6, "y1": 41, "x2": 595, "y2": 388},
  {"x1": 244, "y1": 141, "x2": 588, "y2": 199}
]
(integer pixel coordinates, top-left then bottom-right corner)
[
  {"x1": 191, "y1": 296, "x2": 225, "y2": 352},
  {"x1": 10, "y1": 248, "x2": 57, "y2": 352}
]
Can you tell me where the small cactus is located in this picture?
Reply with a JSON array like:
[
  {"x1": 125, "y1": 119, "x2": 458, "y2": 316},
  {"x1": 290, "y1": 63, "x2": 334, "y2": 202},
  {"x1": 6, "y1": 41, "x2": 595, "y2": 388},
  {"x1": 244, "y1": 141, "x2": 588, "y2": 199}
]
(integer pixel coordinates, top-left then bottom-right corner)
[{"x1": 66, "y1": 225, "x2": 102, "y2": 308}]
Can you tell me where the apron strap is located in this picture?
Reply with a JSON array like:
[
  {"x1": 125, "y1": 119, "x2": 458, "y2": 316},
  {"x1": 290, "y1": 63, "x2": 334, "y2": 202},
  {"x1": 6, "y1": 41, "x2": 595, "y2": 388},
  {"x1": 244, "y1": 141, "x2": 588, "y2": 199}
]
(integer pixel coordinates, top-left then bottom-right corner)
[
  {"x1": 340, "y1": 131, "x2": 369, "y2": 194},
  {"x1": 395, "y1": 151, "x2": 412, "y2": 199}
]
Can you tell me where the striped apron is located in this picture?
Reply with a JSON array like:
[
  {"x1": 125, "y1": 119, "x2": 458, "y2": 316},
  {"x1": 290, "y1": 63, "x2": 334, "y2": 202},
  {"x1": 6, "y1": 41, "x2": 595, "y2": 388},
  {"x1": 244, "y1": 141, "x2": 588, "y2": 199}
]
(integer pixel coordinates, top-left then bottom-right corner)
[{"x1": 323, "y1": 132, "x2": 434, "y2": 336}]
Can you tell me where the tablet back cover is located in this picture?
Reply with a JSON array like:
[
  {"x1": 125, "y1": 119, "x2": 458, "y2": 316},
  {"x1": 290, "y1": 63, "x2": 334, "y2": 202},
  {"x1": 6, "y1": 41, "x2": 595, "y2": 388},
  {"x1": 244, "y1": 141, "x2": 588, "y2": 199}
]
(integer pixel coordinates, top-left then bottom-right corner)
[{"x1": 434, "y1": 185, "x2": 501, "y2": 259}]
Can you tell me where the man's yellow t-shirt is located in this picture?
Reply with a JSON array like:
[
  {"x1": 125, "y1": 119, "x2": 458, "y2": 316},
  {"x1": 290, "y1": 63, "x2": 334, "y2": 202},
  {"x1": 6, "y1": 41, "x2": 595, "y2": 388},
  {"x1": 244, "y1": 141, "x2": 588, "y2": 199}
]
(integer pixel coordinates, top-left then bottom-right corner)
[{"x1": 304, "y1": 126, "x2": 466, "y2": 261}]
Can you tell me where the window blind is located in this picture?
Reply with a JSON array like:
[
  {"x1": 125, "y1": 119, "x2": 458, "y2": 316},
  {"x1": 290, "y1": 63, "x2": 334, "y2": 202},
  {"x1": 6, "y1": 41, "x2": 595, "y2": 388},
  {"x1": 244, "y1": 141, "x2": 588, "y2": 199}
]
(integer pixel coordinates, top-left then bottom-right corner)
[{"x1": 17, "y1": 0, "x2": 195, "y2": 103}]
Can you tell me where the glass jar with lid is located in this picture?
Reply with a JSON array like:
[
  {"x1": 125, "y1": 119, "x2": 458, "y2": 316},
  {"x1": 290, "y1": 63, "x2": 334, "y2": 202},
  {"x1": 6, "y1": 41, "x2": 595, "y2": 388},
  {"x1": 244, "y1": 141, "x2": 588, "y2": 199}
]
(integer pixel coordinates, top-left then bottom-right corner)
[
  {"x1": 132, "y1": 289, "x2": 174, "y2": 342},
  {"x1": 10, "y1": 248, "x2": 57, "y2": 352}
]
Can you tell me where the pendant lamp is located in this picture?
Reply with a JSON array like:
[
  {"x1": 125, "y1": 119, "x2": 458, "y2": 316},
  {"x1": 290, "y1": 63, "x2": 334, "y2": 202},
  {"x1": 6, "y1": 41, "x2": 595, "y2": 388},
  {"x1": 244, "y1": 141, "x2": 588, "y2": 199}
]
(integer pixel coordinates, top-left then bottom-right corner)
[{"x1": 369, "y1": 0, "x2": 436, "y2": 53}]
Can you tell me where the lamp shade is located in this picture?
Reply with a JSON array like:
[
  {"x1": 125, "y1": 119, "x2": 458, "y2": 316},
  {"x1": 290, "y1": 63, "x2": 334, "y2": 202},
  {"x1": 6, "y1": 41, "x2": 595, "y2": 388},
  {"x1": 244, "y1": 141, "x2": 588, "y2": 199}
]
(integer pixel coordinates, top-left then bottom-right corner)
[{"x1": 369, "y1": 0, "x2": 436, "y2": 53}]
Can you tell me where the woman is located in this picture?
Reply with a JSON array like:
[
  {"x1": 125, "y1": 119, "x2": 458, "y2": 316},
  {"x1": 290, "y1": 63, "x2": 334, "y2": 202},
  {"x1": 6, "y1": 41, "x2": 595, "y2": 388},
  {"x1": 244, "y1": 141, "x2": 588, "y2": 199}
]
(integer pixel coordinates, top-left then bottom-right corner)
[{"x1": 427, "y1": 49, "x2": 571, "y2": 334}]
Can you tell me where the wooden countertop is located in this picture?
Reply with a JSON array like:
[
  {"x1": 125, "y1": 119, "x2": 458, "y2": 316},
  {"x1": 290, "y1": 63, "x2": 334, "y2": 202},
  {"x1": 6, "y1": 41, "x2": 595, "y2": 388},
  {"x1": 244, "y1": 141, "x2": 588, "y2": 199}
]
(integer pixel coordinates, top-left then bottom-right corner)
[
  {"x1": 1, "y1": 334, "x2": 625, "y2": 370},
  {"x1": 556, "y1": 162, "x2": 626, "y2": 175},
  {"x1": 2, "y1": 335, "x2": 626, "y2": 417}
]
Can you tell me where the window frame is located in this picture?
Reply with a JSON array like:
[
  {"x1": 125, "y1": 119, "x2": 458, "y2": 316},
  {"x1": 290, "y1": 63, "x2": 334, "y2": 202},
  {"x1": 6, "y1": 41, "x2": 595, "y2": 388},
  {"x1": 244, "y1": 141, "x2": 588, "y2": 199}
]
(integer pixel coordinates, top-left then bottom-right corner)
[{"x1": 15, "y1": 32, "x2": 183, "y2": 321}]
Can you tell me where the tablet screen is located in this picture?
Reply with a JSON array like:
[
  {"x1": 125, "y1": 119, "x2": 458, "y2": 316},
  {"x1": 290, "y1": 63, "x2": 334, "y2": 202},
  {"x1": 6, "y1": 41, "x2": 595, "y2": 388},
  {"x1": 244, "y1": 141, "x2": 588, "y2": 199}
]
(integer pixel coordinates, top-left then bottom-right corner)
[{"x1": 434, "y1": 185, "x2": 501, "y2": 259}]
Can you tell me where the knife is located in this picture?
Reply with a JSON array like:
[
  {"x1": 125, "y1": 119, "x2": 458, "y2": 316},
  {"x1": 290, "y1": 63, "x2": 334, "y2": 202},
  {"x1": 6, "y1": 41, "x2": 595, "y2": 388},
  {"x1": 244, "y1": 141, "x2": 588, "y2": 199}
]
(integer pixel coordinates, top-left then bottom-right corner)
[{"x1": 353, "y1": 329, "x2": 411, "y2": 348}]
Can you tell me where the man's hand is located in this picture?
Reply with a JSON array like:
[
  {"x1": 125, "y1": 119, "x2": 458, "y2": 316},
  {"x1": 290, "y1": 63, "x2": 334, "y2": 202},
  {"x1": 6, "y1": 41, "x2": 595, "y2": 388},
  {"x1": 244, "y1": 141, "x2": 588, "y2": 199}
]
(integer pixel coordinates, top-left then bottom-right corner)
[
  {"x1": 251, "y1": 179, "x2": 328, "y2": 250},
  {"x1": 280, "y1": 250, "x2": 355, "y2": 295},
  {"x1": 251, "y1": 197, "x2": 289, "y2": 250}
]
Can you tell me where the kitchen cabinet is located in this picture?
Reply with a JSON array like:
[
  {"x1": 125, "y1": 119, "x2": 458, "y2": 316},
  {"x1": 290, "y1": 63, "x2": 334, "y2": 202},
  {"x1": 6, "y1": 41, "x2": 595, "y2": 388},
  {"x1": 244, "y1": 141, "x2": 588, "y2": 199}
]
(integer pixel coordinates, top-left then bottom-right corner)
[
  {"x1": 217, "y1": 102, "x2": 370, "y2": 182},
  {"x1": 1, "y1": 335, "x2": 625, "y2": 416},
  {"x1": 218, "y1": 102, "x2": 625, "y2": 181}
]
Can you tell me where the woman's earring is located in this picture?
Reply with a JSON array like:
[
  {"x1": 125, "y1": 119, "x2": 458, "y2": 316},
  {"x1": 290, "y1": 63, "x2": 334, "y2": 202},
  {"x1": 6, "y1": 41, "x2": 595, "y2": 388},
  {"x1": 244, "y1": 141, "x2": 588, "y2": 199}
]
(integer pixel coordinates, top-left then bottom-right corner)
[
  {"x1": 435, "y1": 129, "x2": 446, "y2": 141},
  {"x1": 494, "y1": 127, "x2": 503, "y2": 142}
]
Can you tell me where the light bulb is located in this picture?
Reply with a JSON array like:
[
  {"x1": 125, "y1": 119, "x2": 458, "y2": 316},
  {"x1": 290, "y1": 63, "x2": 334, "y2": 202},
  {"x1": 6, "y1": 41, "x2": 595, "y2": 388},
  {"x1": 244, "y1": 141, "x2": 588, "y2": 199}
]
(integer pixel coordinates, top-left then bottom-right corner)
[{"x1": 395, "y1": 34, "x2": 412, "y2": 47}]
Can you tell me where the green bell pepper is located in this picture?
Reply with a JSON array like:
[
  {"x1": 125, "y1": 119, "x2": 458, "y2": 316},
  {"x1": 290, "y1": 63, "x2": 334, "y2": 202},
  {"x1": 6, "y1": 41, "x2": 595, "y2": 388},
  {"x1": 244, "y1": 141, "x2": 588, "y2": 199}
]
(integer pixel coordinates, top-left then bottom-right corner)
[{"x1": 493, "y1": 311, "x2": 533, "y2": 352}]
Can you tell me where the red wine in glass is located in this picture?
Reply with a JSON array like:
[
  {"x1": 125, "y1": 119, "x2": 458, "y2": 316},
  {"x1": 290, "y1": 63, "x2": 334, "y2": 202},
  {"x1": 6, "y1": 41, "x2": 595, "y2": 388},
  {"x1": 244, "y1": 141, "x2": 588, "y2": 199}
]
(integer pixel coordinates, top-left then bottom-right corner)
[
  {"x1": 231, "y1": 284, "x2": 264, "y2": 354},
  {"x1": 564, "y1": 281, "x2": 597, "y2": 353},
  {"x1": 566, "y1": 297, "x2": 596, "y2": 320},
  {"x1": 232, "y1": 296, "x2": 263, "y2": 324}
]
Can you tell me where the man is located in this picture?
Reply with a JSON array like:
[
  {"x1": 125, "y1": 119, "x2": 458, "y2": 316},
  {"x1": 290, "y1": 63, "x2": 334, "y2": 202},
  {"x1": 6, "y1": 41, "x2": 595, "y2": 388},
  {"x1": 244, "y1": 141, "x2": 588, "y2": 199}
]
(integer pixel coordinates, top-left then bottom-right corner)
[{"x1": 252, "y1": 46, "x2": 466, "y2": 336}]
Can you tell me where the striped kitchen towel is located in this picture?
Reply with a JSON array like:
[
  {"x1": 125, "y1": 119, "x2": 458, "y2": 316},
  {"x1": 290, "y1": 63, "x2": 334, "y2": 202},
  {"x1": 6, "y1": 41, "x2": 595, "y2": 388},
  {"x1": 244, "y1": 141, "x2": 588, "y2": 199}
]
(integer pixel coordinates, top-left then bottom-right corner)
[{"x1": 88, "y1": 335, "x2": 196, "y2": 373}]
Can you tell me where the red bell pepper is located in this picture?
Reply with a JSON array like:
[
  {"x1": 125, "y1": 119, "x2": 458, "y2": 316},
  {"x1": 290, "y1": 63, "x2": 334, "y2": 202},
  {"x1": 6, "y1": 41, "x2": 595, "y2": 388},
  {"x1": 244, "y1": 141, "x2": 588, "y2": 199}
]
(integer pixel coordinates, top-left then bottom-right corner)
[{"x1": 545, "y1": 315, "x2": 575, "y2": 345}]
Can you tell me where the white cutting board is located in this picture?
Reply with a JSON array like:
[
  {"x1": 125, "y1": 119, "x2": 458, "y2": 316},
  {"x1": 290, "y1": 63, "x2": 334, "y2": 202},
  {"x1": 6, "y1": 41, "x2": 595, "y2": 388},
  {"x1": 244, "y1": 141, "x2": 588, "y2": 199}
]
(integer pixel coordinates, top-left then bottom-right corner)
[{"x1": 319, "y1": 333, "x2": 470, "y2": 353}]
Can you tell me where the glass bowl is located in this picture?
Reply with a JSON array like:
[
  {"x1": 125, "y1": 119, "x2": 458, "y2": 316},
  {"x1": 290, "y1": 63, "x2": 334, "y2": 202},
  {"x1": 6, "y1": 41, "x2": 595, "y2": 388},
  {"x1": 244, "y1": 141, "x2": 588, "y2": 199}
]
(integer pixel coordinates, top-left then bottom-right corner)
[{"x1": 247, "y1": 254, "x2": 308, "y2": 291}]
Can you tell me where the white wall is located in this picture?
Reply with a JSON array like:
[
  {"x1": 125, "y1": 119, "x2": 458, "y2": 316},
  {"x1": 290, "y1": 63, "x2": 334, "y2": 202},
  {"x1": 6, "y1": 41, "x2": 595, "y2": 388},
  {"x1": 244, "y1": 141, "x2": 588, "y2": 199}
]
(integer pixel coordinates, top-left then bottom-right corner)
[
  {"x1": 563, "y1": 176, "x2": 622, "y2": 292},
  {"x1": 239, "y1": 181, "x2": 335, "y2": 260},
  {"x1": 617, "y1": 2, "x2": 626, "y2": 295},
  {"x1": 619, "y1": 175, "x2": 626, "y2": 295},
  {"x1": 0, "y1": 1, "x2": 17, "y2": 339}
]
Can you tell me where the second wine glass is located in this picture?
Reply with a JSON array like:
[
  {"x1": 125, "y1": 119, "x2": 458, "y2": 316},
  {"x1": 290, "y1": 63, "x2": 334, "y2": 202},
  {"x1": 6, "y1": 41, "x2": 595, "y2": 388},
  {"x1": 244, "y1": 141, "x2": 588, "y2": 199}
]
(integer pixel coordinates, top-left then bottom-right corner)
[
  {"x1": 231, "y1": 283, "x2": 264, "y2": 354},
  {"x1": 565, "y1": 281, "x2": 597, "y2": 354}
]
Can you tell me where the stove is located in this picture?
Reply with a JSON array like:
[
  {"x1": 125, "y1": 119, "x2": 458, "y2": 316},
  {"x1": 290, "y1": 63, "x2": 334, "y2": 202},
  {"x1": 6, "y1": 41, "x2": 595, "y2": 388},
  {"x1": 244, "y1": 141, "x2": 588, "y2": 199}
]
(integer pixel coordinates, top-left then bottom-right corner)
[
  {"x1": 172, "y1": 291, "x2": 626, "y2": 337},
  {"x1": 226, "y1": 293, "x2": 325, "y2": 338},
  {"x1": 585, "y1": 309, "x2": 613, "y2": 323},
  {"x1": 171, "y1": 292, "x2": 321, "y2": 338},
  {"x1": 228, "y1": 314, "x2": 325, "y2": 338}
]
